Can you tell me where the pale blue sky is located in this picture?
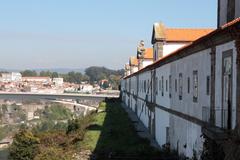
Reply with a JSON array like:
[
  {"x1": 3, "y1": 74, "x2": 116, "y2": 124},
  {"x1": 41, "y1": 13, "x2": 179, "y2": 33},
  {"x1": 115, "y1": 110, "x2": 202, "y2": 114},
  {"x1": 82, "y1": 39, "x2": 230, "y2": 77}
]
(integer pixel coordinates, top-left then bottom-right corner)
[{"x1": 0, "y1": 0, "x2": 217, "y2": 70}]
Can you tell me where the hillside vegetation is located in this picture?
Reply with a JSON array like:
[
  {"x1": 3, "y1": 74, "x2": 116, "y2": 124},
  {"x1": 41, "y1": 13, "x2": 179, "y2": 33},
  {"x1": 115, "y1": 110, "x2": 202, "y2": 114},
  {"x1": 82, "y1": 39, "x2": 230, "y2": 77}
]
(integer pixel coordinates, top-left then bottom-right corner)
[{"x1": 8, "y1": 99, "x2": 177, "y2": 160}]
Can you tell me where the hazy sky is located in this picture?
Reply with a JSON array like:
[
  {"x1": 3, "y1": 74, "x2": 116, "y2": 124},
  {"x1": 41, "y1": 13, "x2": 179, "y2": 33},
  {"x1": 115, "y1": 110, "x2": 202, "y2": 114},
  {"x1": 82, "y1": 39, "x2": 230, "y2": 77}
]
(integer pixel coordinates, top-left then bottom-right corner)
[{"x1": 0, "y1": 0, "x2": 217, "y2": 70}]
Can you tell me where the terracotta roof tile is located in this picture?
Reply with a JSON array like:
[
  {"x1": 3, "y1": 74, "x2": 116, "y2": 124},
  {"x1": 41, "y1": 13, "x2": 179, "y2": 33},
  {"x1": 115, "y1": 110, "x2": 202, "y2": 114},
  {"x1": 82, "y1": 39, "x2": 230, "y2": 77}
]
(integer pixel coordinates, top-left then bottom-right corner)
[
  {"x1": 165, "y1": 28, "x2": 214, "y2": 42},
  {"x1": 129, "y1": 56, "x2": 138, "y2": 66},
  {"x1": 152, "y1": 22, "x2": 214, "y2": 43},
  {"x1": 144, "y1": 48, "x2": 153, "y2": 59},
  {"x1": 125, "y1": 19, "x2": 240, "y2": 79}
]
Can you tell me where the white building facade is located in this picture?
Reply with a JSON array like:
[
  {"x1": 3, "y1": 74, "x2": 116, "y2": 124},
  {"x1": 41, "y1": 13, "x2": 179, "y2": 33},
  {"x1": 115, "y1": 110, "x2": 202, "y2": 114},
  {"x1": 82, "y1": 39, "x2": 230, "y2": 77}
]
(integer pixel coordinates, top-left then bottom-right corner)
[
  {"x1": 1, "y1": 72, "x2": 22, "y2": 82},
  {"x1": 121, "y1": 4, "x2": 240, "y2": 159}
]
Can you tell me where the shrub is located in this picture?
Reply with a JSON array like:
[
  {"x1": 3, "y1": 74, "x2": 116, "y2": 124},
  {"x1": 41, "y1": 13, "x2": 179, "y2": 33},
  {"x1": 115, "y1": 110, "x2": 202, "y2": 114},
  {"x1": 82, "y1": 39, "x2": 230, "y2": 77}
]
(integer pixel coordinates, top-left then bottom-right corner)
[
  {"x1": 34, "y1": 147, "x2": 72, "y2": 160},
  {"x1": 9, "y1": 130, "x2": 40, "y2": 160}
]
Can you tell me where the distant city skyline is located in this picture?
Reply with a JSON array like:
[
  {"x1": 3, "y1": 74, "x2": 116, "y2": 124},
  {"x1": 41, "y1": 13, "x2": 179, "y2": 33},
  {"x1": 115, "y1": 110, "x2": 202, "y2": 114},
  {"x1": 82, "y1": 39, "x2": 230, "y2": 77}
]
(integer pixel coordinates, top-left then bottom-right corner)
[{"x1": 0, "y1": 0, "x2": 217, "y2": 70}]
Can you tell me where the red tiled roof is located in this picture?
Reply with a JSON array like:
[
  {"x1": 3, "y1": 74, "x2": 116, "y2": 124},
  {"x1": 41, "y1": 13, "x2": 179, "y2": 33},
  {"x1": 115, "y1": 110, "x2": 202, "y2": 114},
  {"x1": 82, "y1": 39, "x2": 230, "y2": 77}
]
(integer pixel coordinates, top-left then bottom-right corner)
[
  {"x1": 165, "y1": 28, "x2": 214, "y2": 42},
  {"x1": 144, "y1": 48, "x2": 153, "y2": 59},
  {"x1": 152, "y1": 22, "x2": 214, "y2": 43},
  {"x1": 125, "y1": 18, "x2": 240, "y2": 79},
  {"x1": 129, "y1": 56, "x2": 138, "y2": 66}
]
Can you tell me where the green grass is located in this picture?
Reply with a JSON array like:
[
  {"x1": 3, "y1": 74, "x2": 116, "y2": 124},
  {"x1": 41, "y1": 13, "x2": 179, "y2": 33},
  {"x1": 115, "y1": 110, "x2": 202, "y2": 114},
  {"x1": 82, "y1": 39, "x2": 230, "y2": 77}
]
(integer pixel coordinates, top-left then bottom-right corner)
[{"x1": 79, "y1": 100, "x2": 161, "y2": 157}]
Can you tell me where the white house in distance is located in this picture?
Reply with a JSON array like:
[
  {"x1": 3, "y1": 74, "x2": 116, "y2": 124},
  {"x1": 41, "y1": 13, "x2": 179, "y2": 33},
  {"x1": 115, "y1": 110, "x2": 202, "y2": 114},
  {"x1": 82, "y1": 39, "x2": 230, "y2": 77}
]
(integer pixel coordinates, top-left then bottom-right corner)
[
  {"x1": 53, "y1": 78, "x2": 64, "y2": 86},
  {"x1": 151, "y1": 22, "x2": 214, "y2": 61},
  {"x1": 22, "y1": 77, "x2": 52, "y2": 84},
  {"x1": 1, "y1": 72, "x2": 22, "y2": 82}
]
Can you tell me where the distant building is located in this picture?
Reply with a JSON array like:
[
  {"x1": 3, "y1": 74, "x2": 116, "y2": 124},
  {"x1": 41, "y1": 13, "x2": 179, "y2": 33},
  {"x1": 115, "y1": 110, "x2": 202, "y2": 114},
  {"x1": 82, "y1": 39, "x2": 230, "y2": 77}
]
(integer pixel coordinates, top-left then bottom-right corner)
[
  {"x1": 22, "y1": 77, "x2": 51, "y2": 84},
  {"x1": 80, "y1": 84, "x2": 93, "y2": 93},
  {"x1": 53, "y1": 78, "x2": 64, "y2": 86},
  {"x1": 1, "y1": 72, "x2": 22, "y2": 82}
]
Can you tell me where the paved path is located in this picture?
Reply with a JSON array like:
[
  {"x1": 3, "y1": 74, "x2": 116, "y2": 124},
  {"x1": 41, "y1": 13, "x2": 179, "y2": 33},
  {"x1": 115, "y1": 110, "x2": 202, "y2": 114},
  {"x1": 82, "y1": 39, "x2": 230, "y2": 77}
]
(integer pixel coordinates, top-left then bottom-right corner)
[{"x1": 121, "y1": 103, "x2": 160, "y2": 149}]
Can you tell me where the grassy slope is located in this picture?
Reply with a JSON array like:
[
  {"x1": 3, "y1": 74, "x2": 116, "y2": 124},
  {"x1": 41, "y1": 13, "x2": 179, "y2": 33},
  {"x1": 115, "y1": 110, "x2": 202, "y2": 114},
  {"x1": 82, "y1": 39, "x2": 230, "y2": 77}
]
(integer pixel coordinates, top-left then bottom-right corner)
[{"x1": 79, "y1": 100, "x2": 160, "y2": 156}]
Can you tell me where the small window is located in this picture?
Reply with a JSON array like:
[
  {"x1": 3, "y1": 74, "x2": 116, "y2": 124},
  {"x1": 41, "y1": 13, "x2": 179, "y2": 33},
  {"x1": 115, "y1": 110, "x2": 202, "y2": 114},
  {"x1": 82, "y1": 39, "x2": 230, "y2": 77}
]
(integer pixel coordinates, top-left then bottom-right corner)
[
  {"x1": 187, "y1": 77, "x2": 190, "y2": 94},
  {"x1": 156, "y1": 77, "x2": 158, "y2": 95},
  {"x1": 175, "y1": 79, "x2": 177, "y2": 92},
  {"x1": 144, "y1": 80, "x2": 146, "y2": 93},
  {"x1": 179, "y1": 73, "x2": 183, "y2": 100},
  {"x1": 169, "y1": 75, "x2": 172, "y2": 98},
  {"x1": 159, "y1": 79, "x2": 161, "y2": 91},
  {"x1": 162, "y1": 76, "x2": 164, "y2": 96},
  {"x1": 193, "y1": 71, "x2": 198, "y2": 102},
  {"x1": 147, "y1": 80, "x2": 149, "y2": 93},
  {"x1": 166, "y1": 80, "x2": 168, "y2": 92},
  {"x1": 206, "y1": 76, "x2": 210, "y2": 95}
]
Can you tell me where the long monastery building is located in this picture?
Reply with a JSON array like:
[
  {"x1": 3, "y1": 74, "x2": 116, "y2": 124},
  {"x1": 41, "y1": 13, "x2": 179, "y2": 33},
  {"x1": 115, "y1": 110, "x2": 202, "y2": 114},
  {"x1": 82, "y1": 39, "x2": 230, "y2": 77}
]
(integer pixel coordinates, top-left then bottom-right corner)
[{"x1": 121, "y1": 0, "x2": 240, "y2": 159}]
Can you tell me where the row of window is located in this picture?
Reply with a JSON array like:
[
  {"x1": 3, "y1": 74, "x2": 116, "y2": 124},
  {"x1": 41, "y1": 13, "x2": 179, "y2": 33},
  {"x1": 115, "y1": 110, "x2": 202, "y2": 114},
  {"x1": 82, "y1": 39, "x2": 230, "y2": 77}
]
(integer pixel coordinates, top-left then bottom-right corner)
[{"x1": 137, "y1": 71, "x2": 210, "y2": 103}]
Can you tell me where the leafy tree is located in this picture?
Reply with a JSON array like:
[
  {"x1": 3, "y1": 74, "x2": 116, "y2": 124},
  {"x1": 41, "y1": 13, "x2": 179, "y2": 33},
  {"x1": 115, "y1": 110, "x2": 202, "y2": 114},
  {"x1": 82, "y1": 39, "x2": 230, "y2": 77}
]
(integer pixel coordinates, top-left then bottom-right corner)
[
  {"x1": 42, "y1": 104, "x2": 72, "y2": 120},
  {"x1": 39, "y1": 71, "x2": 51, "y2": 77},
  {"x1": 21, "y1": 70, "x2": 38, "y2": 77},
  {"x1": 85, "y1": 66, "x2": 124, "y2": 86},
  {"x1": 9, "y1": 130, "x2": 40, "y2": 160},
  {"x1": 51, "y1": 72, "x2": 59, "y2": 78}
]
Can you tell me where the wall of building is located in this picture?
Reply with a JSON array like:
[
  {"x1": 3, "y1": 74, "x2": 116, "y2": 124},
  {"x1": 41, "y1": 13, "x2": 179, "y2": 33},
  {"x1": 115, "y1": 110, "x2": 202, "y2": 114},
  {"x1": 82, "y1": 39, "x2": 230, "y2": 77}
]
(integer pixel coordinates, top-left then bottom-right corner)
[
  {"x1": 219, "y1": 0, "x2": 228, "y2": 27},
  {"x1": 155, "y1": 108, "x2": 170, "y2": 146},
  {"x1": 170, "y1": 115, "x2": 203, "y2": 158},
  {"x1": 170, "y1": 49, "x2": 211, "y2": 120},
  {"x1": 143, "y1": 60, "x2": 153, "y2": 68},
  {"x1": 163, "y1": 43, "x2": 186, "y2": 57},
  {"x1": 218, "y1": 0, "x2": 240, "y2": 27},
  {"x1": 215, "y1": 40, "x2": 237, "y2": 129},
  {"x1": 130, "y1": 66, "x2": 138, "y2": 74}
]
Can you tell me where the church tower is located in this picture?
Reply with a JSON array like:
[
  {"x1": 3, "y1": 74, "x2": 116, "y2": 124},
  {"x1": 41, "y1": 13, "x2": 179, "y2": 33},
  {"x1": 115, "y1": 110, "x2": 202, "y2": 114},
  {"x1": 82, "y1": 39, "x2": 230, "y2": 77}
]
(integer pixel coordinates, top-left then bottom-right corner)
[{"x1": 218, "y1": 0, "x2": 240, "y2": 27}]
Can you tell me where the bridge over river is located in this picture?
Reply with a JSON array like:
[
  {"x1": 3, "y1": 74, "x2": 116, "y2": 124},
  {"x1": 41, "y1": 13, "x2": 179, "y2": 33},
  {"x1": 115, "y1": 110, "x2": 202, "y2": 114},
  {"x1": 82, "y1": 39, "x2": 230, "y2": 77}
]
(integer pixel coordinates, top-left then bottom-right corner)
[
  {"x1": 0, "y1": 92, "x2": 119, "y2": 101},
  {"x1": 0, "y1": 92, "x2": 119, "y2": 113}
]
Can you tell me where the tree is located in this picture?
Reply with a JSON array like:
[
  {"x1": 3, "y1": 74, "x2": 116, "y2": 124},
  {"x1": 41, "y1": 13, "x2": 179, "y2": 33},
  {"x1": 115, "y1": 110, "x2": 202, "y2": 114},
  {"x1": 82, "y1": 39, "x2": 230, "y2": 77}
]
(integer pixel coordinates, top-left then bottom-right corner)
[
  {"x1": 51, "y1": 72, "x2": 59, "y2": 78},
  {"x1": 9, "y1": 130, "x2": 40, "y2": 160},
  {"x1": 21, "y1": 70, "x2": 38, "y2": 77}
]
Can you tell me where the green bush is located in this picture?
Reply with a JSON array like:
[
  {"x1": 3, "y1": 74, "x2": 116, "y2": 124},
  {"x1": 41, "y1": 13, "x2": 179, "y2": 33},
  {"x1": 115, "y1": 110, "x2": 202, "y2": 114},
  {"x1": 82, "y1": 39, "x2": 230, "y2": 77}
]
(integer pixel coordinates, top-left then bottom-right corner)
[
  {"x1": 9, "y1": 130, "x2": 40, "y2": 160},
  {"x1": 42, "y1": 104, "x2": 72, "y2": 120},
  {"x1": 34, "y1": 147, "x2": 72, "y2": 160}
]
